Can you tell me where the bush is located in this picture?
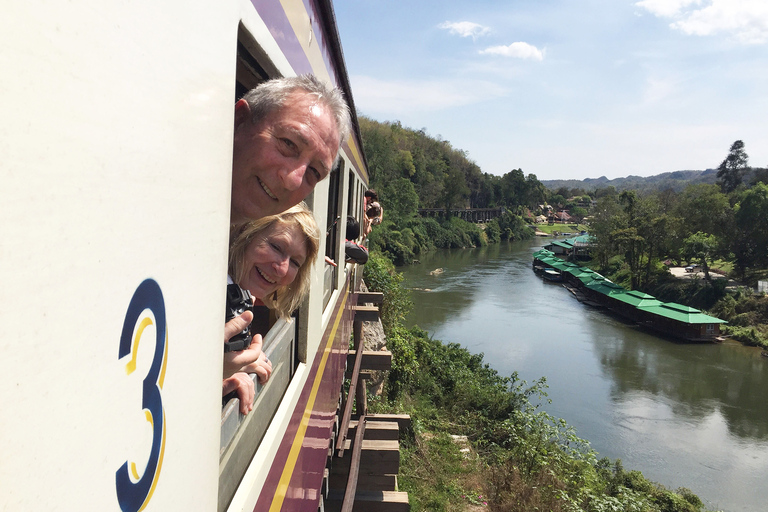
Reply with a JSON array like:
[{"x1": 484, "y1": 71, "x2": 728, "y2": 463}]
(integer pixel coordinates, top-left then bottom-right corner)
[
  {"x1": 362, "y1": 253, "x2": 412, "y2": 331},
  {"x1": 366, "y1": 244, "x2": 711, "y2": 512}
]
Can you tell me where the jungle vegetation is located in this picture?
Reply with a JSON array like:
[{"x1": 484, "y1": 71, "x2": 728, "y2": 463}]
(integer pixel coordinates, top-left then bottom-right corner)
[
  {"x1": 355, "y1": 121, "x2": 763, "y2": 511},
  {"x1": 580, "y1": 140, "x2": 768, "y2": 347},
  {"x1": 364, "y1": 254, "x2": 713, "y2": 512}
]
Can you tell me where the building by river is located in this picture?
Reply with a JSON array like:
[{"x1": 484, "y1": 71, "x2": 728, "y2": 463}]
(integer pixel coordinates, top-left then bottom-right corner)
[{"x1": 532, "y1": 248, "x2": 727, "y2": 342}]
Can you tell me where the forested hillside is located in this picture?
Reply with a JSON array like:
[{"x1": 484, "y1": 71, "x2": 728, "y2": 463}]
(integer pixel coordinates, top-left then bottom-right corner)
[
  {"x1": 358, "y1": 117, "x2": 546, "y2": 263},
  {"x1": 542, "y1": 156, "x2": 768, "y2": 194},
  {"x1": 361, "y1": 117, "x2": 547, "y2": 212}
]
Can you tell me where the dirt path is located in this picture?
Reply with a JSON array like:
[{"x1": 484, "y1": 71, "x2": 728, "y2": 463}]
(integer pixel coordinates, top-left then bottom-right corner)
[{"x1": 668, "y1": 266, "x2": 741, "y2": 288}]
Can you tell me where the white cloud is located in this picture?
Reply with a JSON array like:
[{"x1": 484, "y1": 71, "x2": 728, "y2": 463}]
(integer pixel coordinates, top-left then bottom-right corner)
[
  {"x1": 349, "y1": 75, "x2": 506, "y2": 115},
  {"x1": 635, "y1": 0, "x2": 702, "y2": 18},
  {"x1": 637, "y1": 0, "x2": 768, "y2": 44},
  {"x1": 479, "y1": 42, "x2": 545, "y2": 61},
  {"x1": 439, "y1": 21, "x2": 491, "y2": 40}
]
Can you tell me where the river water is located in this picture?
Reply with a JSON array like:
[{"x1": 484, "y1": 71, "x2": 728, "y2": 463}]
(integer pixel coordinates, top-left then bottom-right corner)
[{"x1": 398, "y1": 238, "x2": 768, "y2": 512}]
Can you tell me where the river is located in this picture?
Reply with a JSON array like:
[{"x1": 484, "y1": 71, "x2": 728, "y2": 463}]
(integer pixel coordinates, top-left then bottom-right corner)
[{"x1": 397, "y1": 238, "x2": 768, "y2": 512}]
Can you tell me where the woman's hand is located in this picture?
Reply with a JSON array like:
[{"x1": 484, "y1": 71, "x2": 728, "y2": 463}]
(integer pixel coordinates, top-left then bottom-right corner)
[
  {"x1": 222, "y1": 372, "x2": 255, "y2": 415},
  {"x1": 223, "y1": 311, "x2": 264, "y2": 379},
  {"x1": 241, "y1": 351, "x2": 273, "y2": 385}
]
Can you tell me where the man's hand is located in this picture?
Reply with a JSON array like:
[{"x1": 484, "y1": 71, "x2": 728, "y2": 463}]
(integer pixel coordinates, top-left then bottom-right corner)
[{"x1": 222, "y1": 372, "x2": 255, "y2": 415}]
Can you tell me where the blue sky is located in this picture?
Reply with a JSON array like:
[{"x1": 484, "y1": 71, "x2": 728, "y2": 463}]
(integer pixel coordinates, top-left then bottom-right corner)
[{"x1": 333, "y1": 0, "x2": 768, "y2": 180}]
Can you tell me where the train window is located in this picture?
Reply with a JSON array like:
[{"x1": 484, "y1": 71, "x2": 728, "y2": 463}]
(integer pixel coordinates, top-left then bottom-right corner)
[
  {"x1": 347, "y1": 170, "x2": 356, "y2": 216},
  {"x1": 323, "y1": 160, "x2": 344, "y2": 308},
  {"x1": 234, "y1": 23, "x2": 280, "y2": 99},
  {"x1": 220, "y1": 25, "x2": 298, "y2": 512}
]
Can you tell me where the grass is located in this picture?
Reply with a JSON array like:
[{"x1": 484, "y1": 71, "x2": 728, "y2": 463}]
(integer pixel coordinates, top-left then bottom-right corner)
[{"x1": 533, "y1": 223, "x2": 588, "y2": 235}]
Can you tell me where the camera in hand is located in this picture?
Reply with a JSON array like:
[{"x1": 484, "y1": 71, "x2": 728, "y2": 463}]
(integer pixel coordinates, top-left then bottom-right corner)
[{"x1": 224, "y1": 283, "x2": 254, "y2": 352}]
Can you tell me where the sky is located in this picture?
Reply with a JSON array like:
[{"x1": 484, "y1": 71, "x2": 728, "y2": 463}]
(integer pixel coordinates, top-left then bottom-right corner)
[{"x1": 332, "y1": 0, "x2": 768, "y2": 181}]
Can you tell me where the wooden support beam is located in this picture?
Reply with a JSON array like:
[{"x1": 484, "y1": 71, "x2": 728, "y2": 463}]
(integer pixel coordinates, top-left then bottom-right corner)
[
  {"x1": 337, "y1": 319, "x2": 364, "y2": 457},
  {"x1": 330, "y1": 439, "x2": 400, "y2": 476},
  {"x1": 328, "y1": 473, "x2": 397, "y2": 493},
  {"x1": 364, "y1": 414, "x2": 412, "y2": 434},
  {"x1": 340, "y1": 416, "x2": 366, "y2": 512},
  {"x1": 345, "y1": 350, "x2": 391, "y2": 372},
  {"x1": 325, "y1": 490, "x2": 410, "y2": 512},
  {"x1": 356, "y1": 292, "x2": 384, "y2": 305},
  {"x1": 353, "y1": 305, "x2": 379, "y2": 323},
  {"x1": 348, "y1": 420, "x2": 399, "y2": 441}
]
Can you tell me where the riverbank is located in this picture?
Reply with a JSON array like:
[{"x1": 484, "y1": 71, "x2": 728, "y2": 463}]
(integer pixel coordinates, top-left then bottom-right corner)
[
  {"x1": 364, "y1": 252, "x2": 716, "y2": 512},
  {"x1": 391, "y1": 239, "x2": 768, "y2": 512}
]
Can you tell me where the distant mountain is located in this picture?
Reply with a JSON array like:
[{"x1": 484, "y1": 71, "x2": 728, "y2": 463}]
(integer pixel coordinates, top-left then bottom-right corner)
[{"x1": 542, "y1": 169, "x2": 719, "y2": 193}]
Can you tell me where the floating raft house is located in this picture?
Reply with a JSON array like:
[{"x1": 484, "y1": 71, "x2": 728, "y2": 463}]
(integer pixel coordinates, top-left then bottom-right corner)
[{"x1": 532, "y1": 248, "x2": 726, "y2": 342}]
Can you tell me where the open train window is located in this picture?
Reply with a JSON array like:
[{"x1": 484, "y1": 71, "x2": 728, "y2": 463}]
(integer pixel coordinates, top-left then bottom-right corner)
[
  {"x1": 234, "y1": 23, "x2": 280, "y2": 99},
  {"x1": 323, "y1": 160, "x2": 344, "y2": 308},
  {"x1": 220, "y1": 25, "x2": 303, "y2": 512}
]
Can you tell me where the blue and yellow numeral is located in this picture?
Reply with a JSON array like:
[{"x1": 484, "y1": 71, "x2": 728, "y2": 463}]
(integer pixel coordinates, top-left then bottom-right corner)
[{"x1": 116, "y1": 279, "x2": 168, "y2": 512}]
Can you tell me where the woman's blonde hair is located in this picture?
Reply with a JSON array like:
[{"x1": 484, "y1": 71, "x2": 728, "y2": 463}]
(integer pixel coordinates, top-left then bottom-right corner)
[{"x1": 228, "y1": 202, "x2": 319, "y2": 319}]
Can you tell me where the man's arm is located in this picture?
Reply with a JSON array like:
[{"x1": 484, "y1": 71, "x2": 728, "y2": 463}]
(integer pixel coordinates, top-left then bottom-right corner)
[{"x1": 344, "y1": 240, "x2": 369, "y2": 265}]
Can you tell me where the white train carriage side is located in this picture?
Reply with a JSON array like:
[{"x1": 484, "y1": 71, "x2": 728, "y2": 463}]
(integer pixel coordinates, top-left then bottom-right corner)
[{"x1": 0, "y1": 1, "x2": 370, "y2": 511}]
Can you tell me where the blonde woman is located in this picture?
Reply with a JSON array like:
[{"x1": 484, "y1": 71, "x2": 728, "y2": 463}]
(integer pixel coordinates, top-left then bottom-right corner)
[{"x1": 223, "y1": 202, "x2": 319, "y2": 413}]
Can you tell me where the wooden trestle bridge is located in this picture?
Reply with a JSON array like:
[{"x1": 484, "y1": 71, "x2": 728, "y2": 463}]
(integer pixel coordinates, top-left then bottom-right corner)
[{"x1": 417, "y1": 207, "x2": 505, "y2": 223}]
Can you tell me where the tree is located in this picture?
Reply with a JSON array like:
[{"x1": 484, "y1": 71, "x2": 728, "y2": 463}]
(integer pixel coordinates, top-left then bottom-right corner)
[
  {"x1": 382, "y1": 178, "x2": 419, "y2": 226},
  {"x1": 570, "y1": 206, "x2": 587, "y2": 223},
  {"x1": 683, "y1": 231, "x2": 719, "y2": 281},
  {"x1": 589, "y1": 196, "x2": 621, "y2": 270},
  {"x1": 674, "y1": 184, "x2": 732, "y2": 240},
  {"x1": 733, "y1": 182, "x2": 768, "y2": 276},
  {"x1": 717, "y1": 140, "x2": 749, "y2": 193}
]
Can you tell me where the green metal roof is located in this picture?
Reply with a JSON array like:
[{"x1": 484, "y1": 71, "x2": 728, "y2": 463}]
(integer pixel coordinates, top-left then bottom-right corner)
[
  {"x1": 577, "y1": 273, "x2": 606, "y2": 285},
  {"x1": 530, "y1": 250, "x2": 725, "y2": 325},
  {"x1": 585, "y1": 281, "x2": 627, "y2": 296},
  {"x1": 611, "y1": 290, "x2": 663, "y2": 308},
  {"x1": 636, "y1": 302, "x2": 727, "y2": 324}
]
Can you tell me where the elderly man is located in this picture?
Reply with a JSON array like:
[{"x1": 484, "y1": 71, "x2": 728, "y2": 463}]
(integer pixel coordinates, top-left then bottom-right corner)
[
  {"x1": 223, "y1": 76, "x2": 351, "y2": 409},
  {"x1": 230, "y1": 74, "x2": 351, "y2": 227}
]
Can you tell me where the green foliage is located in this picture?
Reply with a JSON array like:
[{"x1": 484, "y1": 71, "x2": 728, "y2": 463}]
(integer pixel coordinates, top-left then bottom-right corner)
[
  {"x1": 496, "y1": 211, "x2": 534, "y2": 241},
  {"x1": 360, "y1": 116, "x2": 548, "y2": 211},
  {"x1": 368, "y1": 214, "x2": 518, "y2": 264},
  {"x1": 362, "y1": 253, "x2": 412, "y2": 331},
  {"x1": 710, "y1": 290, "x2": 768, "y2": 347},
  {"x1": 734, "y1": 182, "x2": 768, "y2": 275},
  {"x1": 717, "y1": 140, "x2": 749, "y2": 193},
  {"x1": 382, "y1": 177, "x2": 419, "y2": 226},
  {"x1": 359, "y1": 116, "x2": 720, "y2": 512},
  {"x1": 366, "y1": 250, "x2": 711, "y2": 512},
  {"x1": 485, "y1": 219, "x2": 501, "y2": 244}
]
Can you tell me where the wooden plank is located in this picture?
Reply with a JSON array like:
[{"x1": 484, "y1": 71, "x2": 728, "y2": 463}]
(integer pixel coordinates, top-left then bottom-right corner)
[
  {"x1": 365, "y1": 414, "x2": 412, "y2": 433},
  {"x1": 337, "y1": 319, "x2": 364, "y2": 457},
  {"x1": 346, "y1": 350, "x2": 392, "y2": 371},
  {"x1": 329, "y1": 473, "x2": 397, "y2": 492},
  {"x1": 325, "y1": 490, "x2": 410, "y2": 512},
  {"x1": 348, "y1": 420, "x2": 399, "y2": 441},
  {"x1": 354, "y1": 305, "x2": 379, "y2": 322},
  {"x1": 356, "y1": 292, "x2": 384, "y2": 305},
  {"x1": 330, "y1": 439, "x2": 400, "y2": 476},
  {"x1": 340, "y1": 416, "x2": 366, "y2": 512}
]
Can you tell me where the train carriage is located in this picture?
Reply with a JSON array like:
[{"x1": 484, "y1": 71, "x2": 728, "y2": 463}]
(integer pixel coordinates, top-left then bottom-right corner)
[{"x1": 0, "y1": 1, "x2": 370, "y2": 511}]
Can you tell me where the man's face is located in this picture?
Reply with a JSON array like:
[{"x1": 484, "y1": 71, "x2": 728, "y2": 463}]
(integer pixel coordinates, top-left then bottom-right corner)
[{"x1": 231, "y1": 91, "x2": 340, "y2": 223}]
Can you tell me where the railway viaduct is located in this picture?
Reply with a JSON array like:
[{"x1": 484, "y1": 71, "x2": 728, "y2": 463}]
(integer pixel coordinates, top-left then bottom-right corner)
[{"x1": 417, "y1": 207, "x2": 505, "y2": 223}]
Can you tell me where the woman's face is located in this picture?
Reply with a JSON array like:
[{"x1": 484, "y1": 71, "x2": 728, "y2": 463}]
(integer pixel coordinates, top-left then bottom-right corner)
[{"x1": 240, "y1": 222, "x2": 308, "y2": 300}]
